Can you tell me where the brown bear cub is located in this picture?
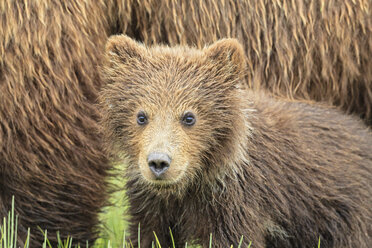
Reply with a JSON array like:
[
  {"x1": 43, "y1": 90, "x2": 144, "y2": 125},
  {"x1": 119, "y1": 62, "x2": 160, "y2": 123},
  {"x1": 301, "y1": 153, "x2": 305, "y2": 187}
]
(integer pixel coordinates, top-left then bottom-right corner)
[{"x1": 99, "y1": 35, "x2": 372, "y2": 248}]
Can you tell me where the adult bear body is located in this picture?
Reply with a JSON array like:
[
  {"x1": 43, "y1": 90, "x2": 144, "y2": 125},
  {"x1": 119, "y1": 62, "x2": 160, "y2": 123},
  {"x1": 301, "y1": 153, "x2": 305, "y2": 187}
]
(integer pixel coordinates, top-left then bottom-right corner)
[{"x1": 0, "y1": 1, "x2": 113, "y2": 245}]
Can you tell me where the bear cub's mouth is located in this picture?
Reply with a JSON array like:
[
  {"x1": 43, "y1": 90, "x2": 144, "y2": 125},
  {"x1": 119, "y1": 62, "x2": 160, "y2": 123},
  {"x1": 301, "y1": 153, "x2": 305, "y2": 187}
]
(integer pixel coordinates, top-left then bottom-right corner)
[{"x1": 147, "y1": 179, "x2": 180, "y2": 191}]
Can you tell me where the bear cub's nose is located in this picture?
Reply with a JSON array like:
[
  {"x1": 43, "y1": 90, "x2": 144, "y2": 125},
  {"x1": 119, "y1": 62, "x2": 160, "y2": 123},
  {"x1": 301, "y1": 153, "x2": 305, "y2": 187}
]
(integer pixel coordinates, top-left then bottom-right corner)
[{"x1": 147, "y1": 152, "x2": 171, "y2": 178}]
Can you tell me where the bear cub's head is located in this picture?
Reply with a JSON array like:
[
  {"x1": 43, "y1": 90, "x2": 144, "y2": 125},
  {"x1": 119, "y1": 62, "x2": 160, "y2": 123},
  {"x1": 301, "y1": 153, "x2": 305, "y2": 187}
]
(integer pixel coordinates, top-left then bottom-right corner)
[{"x1": 100, "y1": 35, "x2": 248, "y2": 193}]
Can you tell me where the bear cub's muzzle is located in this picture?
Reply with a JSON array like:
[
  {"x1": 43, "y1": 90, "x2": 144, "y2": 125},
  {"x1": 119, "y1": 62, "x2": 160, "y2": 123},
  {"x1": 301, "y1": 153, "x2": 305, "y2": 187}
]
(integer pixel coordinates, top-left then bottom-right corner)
[{"x1": 147, "y1": 152, "x2": 172, "y2": 178}]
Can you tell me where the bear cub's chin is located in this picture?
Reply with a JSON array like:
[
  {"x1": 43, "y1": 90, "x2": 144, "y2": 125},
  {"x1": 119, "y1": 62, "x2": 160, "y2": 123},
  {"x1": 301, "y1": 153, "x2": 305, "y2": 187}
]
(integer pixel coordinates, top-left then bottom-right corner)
[{"x1": 140, "y1": 169, "x2": 186, "y2": 186}]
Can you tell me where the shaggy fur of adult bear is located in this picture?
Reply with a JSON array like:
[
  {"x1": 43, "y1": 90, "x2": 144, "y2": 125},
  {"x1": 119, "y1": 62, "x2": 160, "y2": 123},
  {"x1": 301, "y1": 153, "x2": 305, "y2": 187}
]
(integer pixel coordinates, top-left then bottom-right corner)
[
  {"x1": 99, "y1": 35, "x2": 372, "y2": 248},
  {"x1": 0, "y1": 1, "x2": 115, "y2": 246},
  {"x1": 1, "y1": 0, "x2": 371, "y2": 246},
  {"x1": 112, "y1": 0, "x2": 372, "y2": 126}
]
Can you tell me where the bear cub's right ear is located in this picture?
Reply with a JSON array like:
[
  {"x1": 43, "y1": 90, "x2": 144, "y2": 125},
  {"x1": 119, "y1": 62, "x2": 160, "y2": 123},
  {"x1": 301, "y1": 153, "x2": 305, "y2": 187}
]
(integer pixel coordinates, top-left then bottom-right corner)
[
  {"x1": 204, "y1": 38, "x2": 246, "y2": 78},
  {"x1": 105, "y1": 35, "x2": 146, "y2": 63}
]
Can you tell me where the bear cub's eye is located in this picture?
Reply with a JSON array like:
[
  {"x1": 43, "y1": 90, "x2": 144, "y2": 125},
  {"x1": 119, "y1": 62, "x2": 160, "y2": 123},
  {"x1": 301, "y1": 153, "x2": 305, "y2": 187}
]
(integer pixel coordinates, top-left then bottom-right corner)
[
  {"x1": 181, "y1": 112, "x2": 196, "y2": 126},
  {"x1": 137, "y1": 111, "x2": 148, "y2": 125}
]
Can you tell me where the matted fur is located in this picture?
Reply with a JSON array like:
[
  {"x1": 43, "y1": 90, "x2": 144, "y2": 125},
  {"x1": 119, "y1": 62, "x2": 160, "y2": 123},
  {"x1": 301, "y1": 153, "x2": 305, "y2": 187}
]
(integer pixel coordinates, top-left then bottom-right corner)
[
  {"x1": 99, "y1": 35, "x2": 372, "y2": 248},
  {"x1": 0, "y1": 1, "x2": 114, "y2": 246},
  {"x1": 1, "y1": 0, "x2": 371, "y2": 246},
  {"x1": 111, "y1": 0, "x2": 372, "y2": 125}
]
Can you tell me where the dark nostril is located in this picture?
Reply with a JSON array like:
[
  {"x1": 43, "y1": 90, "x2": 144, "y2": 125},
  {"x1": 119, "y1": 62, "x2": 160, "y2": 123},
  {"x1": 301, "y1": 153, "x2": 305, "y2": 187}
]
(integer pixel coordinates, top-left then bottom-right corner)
[
  {"x1": 160, "y1": 161, "x2": 167, "y2": 168},
  {"x1": 149, "y1": 161, "x2": 157, "y2": 169},
  {"x1": 147, "y1": 152, "x2": 171, "y2": 177}
]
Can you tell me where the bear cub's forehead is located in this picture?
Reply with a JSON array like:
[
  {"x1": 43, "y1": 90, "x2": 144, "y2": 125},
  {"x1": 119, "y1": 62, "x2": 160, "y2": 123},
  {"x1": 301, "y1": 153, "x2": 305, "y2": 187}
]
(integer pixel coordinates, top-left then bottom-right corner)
[
  {"x1": 105, "y1": 35, "x2": 244, "y2": 102},
  {"x1": 140, "y1": 46, "x2": 208, "y2": 74},
  {"x1": 149, "y1": 45, "x2": 204, "y2": 59},
  {"x1": 123, "y1": 47, "x2": 212, "y2": 89}
]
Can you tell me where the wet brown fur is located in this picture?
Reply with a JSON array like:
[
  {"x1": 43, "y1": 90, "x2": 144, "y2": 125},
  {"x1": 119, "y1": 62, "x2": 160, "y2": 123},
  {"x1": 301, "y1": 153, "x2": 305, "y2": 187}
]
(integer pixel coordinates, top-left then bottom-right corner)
[
  {"x1": 1, "y1": 0, "x2": 371, "y2": 246},
  {"x1": 0, "y1": 1, "x2": 116, "y2": 246},
  {"x1": 111, "y1": 0, "x2": 372, "y2": 125},
  {"x1": 99, "y1": 35, "x2": 372, "y2": 248}
]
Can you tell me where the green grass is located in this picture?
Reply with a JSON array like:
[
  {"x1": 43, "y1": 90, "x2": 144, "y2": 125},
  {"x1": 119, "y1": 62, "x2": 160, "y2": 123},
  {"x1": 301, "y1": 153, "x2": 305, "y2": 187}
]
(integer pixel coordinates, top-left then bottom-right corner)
[
  {"x1": 1, "y1": 189, "x2": 321, "y2": 248},
  {"x1": 95, "y1": 176, "x2": 128, "y2": 248}
]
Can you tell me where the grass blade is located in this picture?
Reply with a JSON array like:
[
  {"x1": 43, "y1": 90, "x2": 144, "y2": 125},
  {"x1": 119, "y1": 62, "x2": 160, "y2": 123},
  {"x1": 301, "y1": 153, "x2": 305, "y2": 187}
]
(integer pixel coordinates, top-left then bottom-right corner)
[
  {"x1": 24, "y1": 228, "x2": 30, "y2": 248},
  {"x1": 4, "y1": 217, "x2": 7, "y2": 248},
  {"x1": 68, "y1": 237, "x2": 73, "y2": 248},
  {"x1": 237, "y1": 235, "x2": 244, "y2": 248},
  {"x1": 169, "y1": 227, "x2": 175, "y2": 248},
  {"x1": 247, "y1": 241, "x2": 252, "y2": 248},
  {"x1": 138, "y1": 223, "x2": 140, "y2": 248},
  {"x1": 10, "y1": 196, "x2": 14, "y2": 248},
  {"x1": 14, "y1": 214, "x2": 18, "y2": 248},
  {"x1": 209, "y1": 233, "x2": 212, "y2": 248},
  {"x1": 42, "y1": 230, "x2": 47, "y2": 248},
  {"x1": 318, "y1": 237, "x2": 321, "y2": 248},
  {"x1": 123, "y1": 230, "x2": 126, "y2": 248},
  {"x1": 152, "y1": 232, "x2": 161, "y2": 248}
]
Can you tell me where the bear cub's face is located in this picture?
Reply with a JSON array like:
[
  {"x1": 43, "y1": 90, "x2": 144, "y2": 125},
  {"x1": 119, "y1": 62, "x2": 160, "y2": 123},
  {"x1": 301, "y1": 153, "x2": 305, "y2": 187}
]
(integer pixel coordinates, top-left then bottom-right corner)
[{"x1": 100, "y1": 35, "x2": 246, "y2": 190}]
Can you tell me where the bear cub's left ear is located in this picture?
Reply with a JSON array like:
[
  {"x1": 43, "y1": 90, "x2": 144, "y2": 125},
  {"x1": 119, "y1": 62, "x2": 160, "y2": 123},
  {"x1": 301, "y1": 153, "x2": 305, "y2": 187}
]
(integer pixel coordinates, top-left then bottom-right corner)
[
  {"x1": 105, "y1": 35, "x2": 146, "y2": 64},
  {"x1": 204, "y1": 38, "x2": 246, "y2": 78}
]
